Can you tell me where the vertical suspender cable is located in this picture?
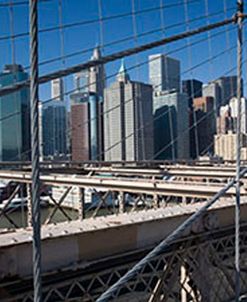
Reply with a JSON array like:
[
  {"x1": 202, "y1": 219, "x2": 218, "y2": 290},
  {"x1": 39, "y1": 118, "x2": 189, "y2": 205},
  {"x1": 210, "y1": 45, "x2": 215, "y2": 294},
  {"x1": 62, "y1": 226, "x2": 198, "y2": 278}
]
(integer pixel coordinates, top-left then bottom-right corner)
[
  {"x1": 183, "y1": 0, "x2": 199, "y2": 159},
  {"x1": 131, "y1": 0, "x2": 145, "y2": 160},
  {"x1": 58, "y1": 0, "x2": 68, "y2": 159},
  {"x1": 29, "y1": 0, "x2": 42, "y2": 301},
  {"x1": 159, "y1": 0, "x2": 175, "y2": 161},
  {"x1": 236, "y1": 1, "x2": 243, "y2": 301}
]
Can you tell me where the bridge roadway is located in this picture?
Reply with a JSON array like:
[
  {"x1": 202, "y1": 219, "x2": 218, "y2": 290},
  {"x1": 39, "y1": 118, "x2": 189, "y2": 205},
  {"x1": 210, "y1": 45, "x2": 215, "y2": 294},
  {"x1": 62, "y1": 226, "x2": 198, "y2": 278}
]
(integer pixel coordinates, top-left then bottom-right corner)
[
  {"x1": 1, "y1": 197, "x2": 247, "y2": 281},
  {"x1": 0, "y1": 170, "x2": 245, "y2": 198},
  {"x1": 0, "y1": 161, "x2": 244, "y2": 180}
]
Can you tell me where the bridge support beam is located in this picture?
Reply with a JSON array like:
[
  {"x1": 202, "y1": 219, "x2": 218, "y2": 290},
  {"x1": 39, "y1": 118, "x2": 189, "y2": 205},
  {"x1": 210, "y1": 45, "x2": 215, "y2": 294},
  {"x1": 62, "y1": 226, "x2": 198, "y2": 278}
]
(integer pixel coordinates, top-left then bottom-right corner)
[
  {"x1": 45, "y1": 186, "x2": 72, "y2": 224},
  {"x1": 27, "y1": 184, "x2": 32, "y2": 227},
  {"x1": 78, "y1": 188, "x2": 85, "y2": 220},
  {"x1": 153, "y1": 194, "x2": 159, "y2": 208},
  {"x1": 180, "y1": 264, "x2": 199, "y2": 302},
  {"x1": 118, "y1": 191, "x2": 125, "y2": 213}
]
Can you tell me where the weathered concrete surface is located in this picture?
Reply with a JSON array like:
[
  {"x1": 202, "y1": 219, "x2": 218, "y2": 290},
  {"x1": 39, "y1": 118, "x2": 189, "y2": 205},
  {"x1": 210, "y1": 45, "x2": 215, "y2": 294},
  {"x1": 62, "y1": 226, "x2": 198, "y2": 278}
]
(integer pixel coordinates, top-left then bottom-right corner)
[{"x1": 0, "y1": 198, "x2": 247, "y2": 280}]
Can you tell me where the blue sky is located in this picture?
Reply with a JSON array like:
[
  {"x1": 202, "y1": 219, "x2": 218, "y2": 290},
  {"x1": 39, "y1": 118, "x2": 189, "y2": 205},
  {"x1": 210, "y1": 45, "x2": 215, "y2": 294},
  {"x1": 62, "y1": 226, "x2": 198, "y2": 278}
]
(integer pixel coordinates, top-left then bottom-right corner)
[{"x1": 0, "y1": 0, "x2": 242, "y2": 104}]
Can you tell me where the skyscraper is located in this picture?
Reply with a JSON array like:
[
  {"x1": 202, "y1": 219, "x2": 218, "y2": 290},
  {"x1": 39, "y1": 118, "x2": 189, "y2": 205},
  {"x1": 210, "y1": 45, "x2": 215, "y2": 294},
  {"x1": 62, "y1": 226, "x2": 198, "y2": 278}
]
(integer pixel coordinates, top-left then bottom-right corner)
[
  {"x1": 229, "y1": 97, "x2": 247, "y2": 133},
  {"x1": 104, "y1": 60, "x2": 153, "y2": 161},
  {"x1": 40, "y1": 77, "x2": 67, "y2": 159},
  {"x1": 217, "y1": 105, "x2": 234, "y2": 134},
  {"x1": 149, "y1": 54, "x2": 189, "y2": 160},
  {"x1": 214, "y1": 97, "x2": 247, "y2": 161},
  {"x1": 203, "y1": 76, "x2": 238, "y2": 111},
  {"x1": 51, "y1": 78, "x2": 64, "y2": 101},
  {"x1": 149, "y1": 54, "x2": 180, "y2": 92},
  {"x1": 182, "y1": 79, "x2": 203, "y2": 159},
  {"x1": 71, "y1": 92, "x2": 103, "y2": 161},
  {"x1": 216, "y1": 97, "x2": 247, "y2": 134},
  {"x1": 88, "y1": 46, "x2": 105, "y2": 98},
  {"x1": 153, "y1": 91, "x2": 190, "y2": 160},
  {"x1": 192, "y1": 97, "x2": 215, "y2": 156},
  {"x1": 202, "y1": 82, "x2": 221, "y2": 110},
  {"x1": 73, "y1": 46, "x2": 105, "y2": 97},
  {"x1": 74, "y1": 70, "x2": 89, "y2": 93},
  {"x1": 70, "y1": 46, "x2": 105, "y2": 161},
  {"x1": 182, "y1": 79, "x2": 203, "y2": 109},
  {"x1": 0, "y1": 64, "x2": 31, "y2": 161},
  {"x1": 41, "y1": 101, "x2": 67, "y2": 159},
  {"x1": 216, "y1": 76, "x2": 238, "y2": 106},
  {"x1": 214, "y1": 133, "x2": 247, "y2": 160}
]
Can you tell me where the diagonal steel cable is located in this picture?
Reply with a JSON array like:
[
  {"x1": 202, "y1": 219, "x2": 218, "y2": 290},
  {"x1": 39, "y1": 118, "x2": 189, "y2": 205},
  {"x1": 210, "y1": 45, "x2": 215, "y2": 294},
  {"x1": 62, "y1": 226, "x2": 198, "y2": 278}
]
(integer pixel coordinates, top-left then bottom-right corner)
[
  {"x1": 96, "y1": 166, "x2": 247, "y2": 301},
  {"x1": 0, "y1": 15, "x2": 241, "y2": 97}
]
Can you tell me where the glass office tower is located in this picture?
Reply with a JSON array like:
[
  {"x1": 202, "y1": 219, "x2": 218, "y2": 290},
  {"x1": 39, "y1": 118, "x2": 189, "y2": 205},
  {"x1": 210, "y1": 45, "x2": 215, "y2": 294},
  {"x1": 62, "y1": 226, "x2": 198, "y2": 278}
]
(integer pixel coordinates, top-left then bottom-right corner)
[
  {"x1": 41, "y1": 101, "x2": 67, "y2": 159},
  {"x1": 0, "y1": 64, "x2": 31, "y2": 161}
]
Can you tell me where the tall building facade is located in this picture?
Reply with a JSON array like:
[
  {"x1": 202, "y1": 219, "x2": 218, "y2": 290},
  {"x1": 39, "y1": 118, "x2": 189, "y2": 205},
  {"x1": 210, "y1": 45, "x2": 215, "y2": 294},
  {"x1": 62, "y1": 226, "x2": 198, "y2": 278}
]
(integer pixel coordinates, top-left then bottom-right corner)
[
  {"x1": 153, "y1": 92, "x2": 190, "y2": 160},
  {"x1": 74, "y1": 70, "x2": 89, "y2": 93},
  {"x1": 71, "y1": 92, "x2": 103, "y2": 161},
  {"x1": 214, "y1": 97, "x2": 247, "y2": 161},
  {"x1": 202, "y1": 82, "x2": 221, "y2": 110},
  {"x1": 88, "y1": 46, "x2": 105, "y2": 97},
  {"x1": 74, "y1": 46, "x2": 105, "y2": 97},
  {"x1": 216, "y1": 98, "x2": 247, "y2": 135},
  {"x1": 216, "y1": 76, "x2": 238, "y2": 106},
  {"x1": 203, "y1": 76, "x2": 238, "y2": 111},
  {"x1": 192, "y1": 97, "x2": 215, "y2": 156},
  {"x1": 51, "y1": 78, "x2": 64, "y2": 101},
  {"x1": 104, "y1": 61, "x2": 153, "y2": 161},
  {"x1": 149, "y1": 54, "x2": 180, "y2": 92},
  {"x1": 229, "y1": 97, "x2": 247, "y2": 133},
  {"x1": 41, "y1": 101, "x2": 67, "y2": 159},
  {"x1": 40, "y1": 77, "x2": 67, "y2": 160},
  {"x1": 182, "y1": 79, "x2": 203, "y2": 158},
  {"x1": 214, "y1": 133, "x2": 247, "y2": 160},
  {"x1": 182, "y1": 79, "x2": 202, "y2": 109},
  {"x1": 69, "y1": 46, "x2": 105, "y2": 161},
  {"x1": 149, "y1": 54, "x2": 189, "y2": 160},
  {"x1": 217, "y1": 105, "x2": 234, "y2": 134},
  {"x1": 0, "y1": 64, "x2": 31, "y2": 161}
]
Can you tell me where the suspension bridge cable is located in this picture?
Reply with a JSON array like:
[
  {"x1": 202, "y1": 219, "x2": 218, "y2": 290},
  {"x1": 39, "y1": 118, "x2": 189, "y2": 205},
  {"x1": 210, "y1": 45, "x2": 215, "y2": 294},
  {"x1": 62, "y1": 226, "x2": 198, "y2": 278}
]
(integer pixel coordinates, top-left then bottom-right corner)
[
  {"x1": 8, "y1": 41, "x2": 242, "y2": 162},
  {"x1": 159, "y1": 0, "x2": 176, "y2": 160},
  {"x1": 21, "y1": 6, "x2": 235, "y2": 72},
  {"x1": 152, "y1": 88, "x2": 241, "y2": 161},
  {"x1": 224, "y1": 0, "x2": 235, "y2": 108},
  {"x1": 0, "y1": 24, "x2": 234, "y2": 126},
  {"x1": 235, "y1": 2, "x2": 244, "y2": 299},
  {"x1": 0, "y1": 0, "x2": 200, "y2": 41},
  {"x1": 183, "y1": 0, "x2": 199, "y2": 159},
  {"x1": 200, "y1": 101, "x2": 247, "y2": 158},
  {"x1": 103, "y1": 65, "x2": 243, "y2": 163},
  {"x1": 3, "y1": 27, "x2": 242, "y2": 164},
  {"x1": 96, "y1": 167, "x2": 247, "y2": 301},
  {"x1": 197, "y1": 0, "x2": 238, "y2": 159},
  {"x1": 0, "y1": 14, "x2": 241, "y2": 97},
  {"x1": 0, "y1": 0, "x2": 51, "y2": 8}
]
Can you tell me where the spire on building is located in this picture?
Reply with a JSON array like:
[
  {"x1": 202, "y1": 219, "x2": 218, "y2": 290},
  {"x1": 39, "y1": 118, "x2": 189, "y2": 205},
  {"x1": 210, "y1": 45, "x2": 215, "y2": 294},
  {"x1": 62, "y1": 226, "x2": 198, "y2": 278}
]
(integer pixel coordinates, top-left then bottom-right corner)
[
  {"x1": 117, "y1": 59, "x2": 130, "y2": 82},
  {"x1": 91, "y1": 45, "x2": 101, "y2": 60}
]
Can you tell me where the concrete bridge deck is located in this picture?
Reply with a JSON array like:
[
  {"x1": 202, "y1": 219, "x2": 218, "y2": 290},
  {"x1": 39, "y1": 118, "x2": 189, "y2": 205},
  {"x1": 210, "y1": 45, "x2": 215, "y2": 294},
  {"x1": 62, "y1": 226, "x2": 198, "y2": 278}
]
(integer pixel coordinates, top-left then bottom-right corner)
[{"x1": 1, "y1": 197, "x2": 247, "y2": 281}]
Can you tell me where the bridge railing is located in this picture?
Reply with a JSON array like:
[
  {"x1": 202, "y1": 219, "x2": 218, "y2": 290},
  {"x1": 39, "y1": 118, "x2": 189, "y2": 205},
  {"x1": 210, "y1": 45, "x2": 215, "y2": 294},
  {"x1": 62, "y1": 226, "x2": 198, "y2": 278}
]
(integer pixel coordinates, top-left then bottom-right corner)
[
  {"x1": 2, "y1": 223, "x2": 247, "y2": 302},
  {"x1": 94, "y1": 167, "x2": 247, "y2": 301},
  {"x1": 0, "y1": 168, "x2": 242, "y2": 230}
]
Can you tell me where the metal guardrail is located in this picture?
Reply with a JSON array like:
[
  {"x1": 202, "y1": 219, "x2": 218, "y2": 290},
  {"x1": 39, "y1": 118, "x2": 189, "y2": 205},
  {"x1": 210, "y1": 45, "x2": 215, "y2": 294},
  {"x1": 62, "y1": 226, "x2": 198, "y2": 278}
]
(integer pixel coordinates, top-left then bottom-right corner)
[{"x1": 1, "y1": 223, "x2": 247, "y2": 301}]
